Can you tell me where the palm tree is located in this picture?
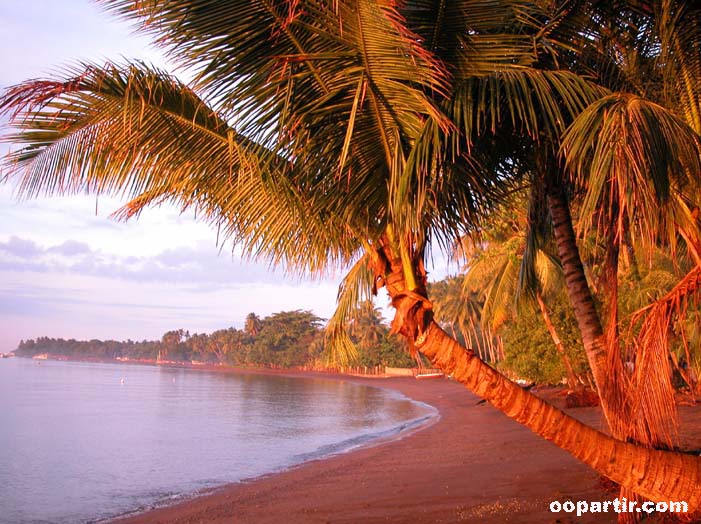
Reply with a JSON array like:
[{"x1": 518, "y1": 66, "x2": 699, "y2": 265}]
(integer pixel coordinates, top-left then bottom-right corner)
[
  {"x1": 542, "y1": 0, "x2": 701, "y2": 448},
  {"x1": 347, "y1": 301, "x2": 384, "y2": 349},
  {"x1": 160, "y1": 328, "x2": 186, "y2": 361},
  {"x1": 428, "y1": 276, "x2": 499, "y2": 363},
  {"x1": 455, "y1": 196, "x2": 585, "y2": 390},
  {"x1": 3, "y1": 0, "x2": 701, "y2": 508},
  {"x1": 244, "y1": 313, "x2": 262, "y2": 338},
  {"x1": 533, "y1": 3, "x2": 701, "y2": 517}
]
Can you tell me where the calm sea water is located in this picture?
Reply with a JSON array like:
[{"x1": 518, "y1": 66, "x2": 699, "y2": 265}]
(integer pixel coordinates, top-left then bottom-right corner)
[{"x1": 0, "y1": 358, "x2": 433, "y2": 524}]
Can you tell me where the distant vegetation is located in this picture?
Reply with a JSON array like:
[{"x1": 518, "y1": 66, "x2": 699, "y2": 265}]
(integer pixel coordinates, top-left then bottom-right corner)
[
  {"x1": 15, "y1": 306, "x2": 415, "y2": 369},
  {"x1": 18, "y1": 251, "x2": 701, "y2": 386}
]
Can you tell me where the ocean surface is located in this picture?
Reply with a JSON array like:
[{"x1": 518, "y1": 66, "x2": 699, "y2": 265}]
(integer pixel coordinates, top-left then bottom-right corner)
[{"x1": 0, "y1": 358, "x2": 434, "y2": 524}]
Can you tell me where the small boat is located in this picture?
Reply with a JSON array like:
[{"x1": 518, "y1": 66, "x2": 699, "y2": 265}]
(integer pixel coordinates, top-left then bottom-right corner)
[{"x1": 415, "y1": 372, "x2": 444, "y2": 380}]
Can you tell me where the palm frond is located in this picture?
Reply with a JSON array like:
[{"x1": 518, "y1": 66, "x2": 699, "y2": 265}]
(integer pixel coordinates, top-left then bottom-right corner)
[
  {"x1": 1, "y1": 62, "x2": 235, "y2": 198},
  {"x1": 0, "y1": 62, "x2": 359, "y2": 274},
  {"x1": 324, "y1": 253, "x2": 376, "y2": 365},
  {"x1": 657, "y1": 0, "x2": 701, "y2": 133},
  {"x1": 452, "y1": 70, "x2": 607, "y2": 145},
  {"x1": 561, "y1": 94, "x2": 701, "y2": 252},
  {"x1": 624, "y1": 265, "x2": 701, "y2": 447}
]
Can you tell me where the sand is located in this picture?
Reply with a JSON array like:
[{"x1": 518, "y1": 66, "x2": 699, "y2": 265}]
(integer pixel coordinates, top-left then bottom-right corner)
[{"x1": 106, "y1": 371, "x2": 661, "y2": 524}]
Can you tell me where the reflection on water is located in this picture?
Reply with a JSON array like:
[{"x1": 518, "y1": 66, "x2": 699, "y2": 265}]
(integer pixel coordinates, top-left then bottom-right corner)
[{"x1": 0, "y1": 359, "x2": 432, "y2": 524}]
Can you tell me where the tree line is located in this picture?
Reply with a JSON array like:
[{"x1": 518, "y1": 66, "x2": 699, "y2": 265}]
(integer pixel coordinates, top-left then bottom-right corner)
[{"x1": 15, "y1": 308, "x2": 415, "y2": 369}]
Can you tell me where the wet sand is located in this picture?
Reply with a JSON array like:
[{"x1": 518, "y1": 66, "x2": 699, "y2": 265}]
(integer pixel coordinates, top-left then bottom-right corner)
[{"x1": 108, "y1": 371, "x2": 641, "y2": 524}]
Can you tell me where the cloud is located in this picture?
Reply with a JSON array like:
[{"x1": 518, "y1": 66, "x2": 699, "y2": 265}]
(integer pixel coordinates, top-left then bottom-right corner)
[
  {"x1": 0, "y1": 235, "x2": 323, "y2": 289},
  {"x1": 0, "y1": 268, "x2": 340, "y2": 350},
  {"x1": 0, "y1": 236, "x2": 41, "y2": 257},
  {"x1": 0, "y1": 291, "x2": 53, "y2": 316},
  {"x1": 47, "y1": 240, "x2": 92, "y2": 256}
]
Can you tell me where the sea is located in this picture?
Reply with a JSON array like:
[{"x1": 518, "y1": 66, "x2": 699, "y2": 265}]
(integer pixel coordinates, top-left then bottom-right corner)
[{"x1": 0, "y1": 358, "x2": 434, "y2": 524}]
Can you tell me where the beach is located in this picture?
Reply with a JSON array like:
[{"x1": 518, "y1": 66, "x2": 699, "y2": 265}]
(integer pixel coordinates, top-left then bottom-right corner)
[{"x1": 109, "y1": 373, "x2": 621, "y2": 524}]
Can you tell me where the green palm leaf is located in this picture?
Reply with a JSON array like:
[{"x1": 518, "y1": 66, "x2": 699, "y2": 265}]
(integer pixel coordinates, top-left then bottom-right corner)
[
  {"x1": 323, "y1": 254, "x2": 376, "y2": 365},
  {"x1": 561, "y1": 93, "x2": 701, "y2": 250},
  {"x1": 656, "y1": 1, "x2": 701, "y2": 132}
]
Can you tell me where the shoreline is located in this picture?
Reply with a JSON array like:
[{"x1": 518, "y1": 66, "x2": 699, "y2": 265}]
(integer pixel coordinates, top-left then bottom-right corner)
[
  {"x1": 106, "y1": 377, "x2": 441, "y2": 524},
  {"x1": 14, "y1": 357, "x2": 701, "y2": 522},
  {"x1": 107, "y1": 370, "x2": 615, "y2": 524},
  {"x1": 16, "y1": 353, "x2": 409, "y2": 379}
]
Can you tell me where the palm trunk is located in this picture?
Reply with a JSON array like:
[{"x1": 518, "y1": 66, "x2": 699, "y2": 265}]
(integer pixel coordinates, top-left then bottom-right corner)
[
  {"x1": 600, "y1": 226, "x2": 633, "y2": 441},
  {"x1": 603, "y1": 230, "x2": 642, "y2": 524},
  {"x1": 546, "y1": 185, "x2": 626, "y2": 423},
  {"x1": 548, "y1": 185, "x2": 677, "y2": 438},
  {"x1": 417, "y1": 321, "x2": 701, "y2": 510},
  {"x1": 622, "y1": 217, "x2": 641, "y2": 281},
  {"x1": 375, "y1": 237, "x2": 701, "y2": 511},
  {"x1": 535, "y1": 291, "x2": 581, "y2": 389},
  {"x1": 547, "y1": 186, "x2": 677, "y2": 523}
]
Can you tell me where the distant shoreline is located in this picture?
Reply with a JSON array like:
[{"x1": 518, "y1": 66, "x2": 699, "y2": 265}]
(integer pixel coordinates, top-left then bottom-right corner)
[
  {"x1": 17, "y1": 353, "x2": 446, "y2": 390},
  {"x1": 16, "y1": 353, "x2": 399, "y2": 379}
]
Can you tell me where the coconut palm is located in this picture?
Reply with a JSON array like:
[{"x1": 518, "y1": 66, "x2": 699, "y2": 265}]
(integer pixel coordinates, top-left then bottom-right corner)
[
  {"x1": 3, "y1": 0, "x2": 701, "y2": 508},
  {"x1": 454, "y1": 194, "x2": 585, "y2": 389},
  {"x1": 244, "y1": 313, "x2": 262, "y2": 338},
  {"x1": 533, "y1": 4, "x2": 701, "y2": 517},
  {"x1": 428, "y1": 276, "x2": 499, "y2": 363},
  {"x1": 546, "y1": 0, "x2": 701, "y2": 448}
]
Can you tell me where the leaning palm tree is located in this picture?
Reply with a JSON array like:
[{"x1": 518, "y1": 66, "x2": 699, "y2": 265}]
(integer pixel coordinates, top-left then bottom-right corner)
[{"x1": 3, "y1": 0, "x2": 701, "y2": 509}]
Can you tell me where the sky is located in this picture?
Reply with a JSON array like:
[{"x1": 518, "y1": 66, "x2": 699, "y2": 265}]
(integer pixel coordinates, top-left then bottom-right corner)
[{"x1": 0, "y1": 0, "x2": 347, "y2": 350}]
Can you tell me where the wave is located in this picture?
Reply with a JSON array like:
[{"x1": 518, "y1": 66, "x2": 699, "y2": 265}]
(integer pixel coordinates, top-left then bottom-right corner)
[{"x1": 289, "y1": 406, "x2": 438, "y2": 465}]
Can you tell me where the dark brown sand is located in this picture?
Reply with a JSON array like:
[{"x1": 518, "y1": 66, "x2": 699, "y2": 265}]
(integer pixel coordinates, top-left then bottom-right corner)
[{"x1": 110, "y1": 372, "x2": 701, "y2": 524}]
